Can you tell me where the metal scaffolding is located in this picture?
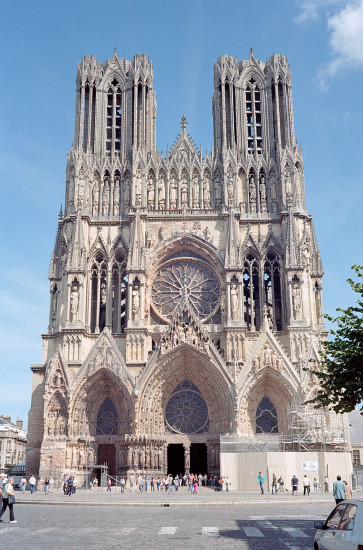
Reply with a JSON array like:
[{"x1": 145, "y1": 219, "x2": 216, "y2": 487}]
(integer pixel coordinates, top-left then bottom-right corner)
[{"x1": 280, "y1": 405, "x2": 348, "y2": 452}]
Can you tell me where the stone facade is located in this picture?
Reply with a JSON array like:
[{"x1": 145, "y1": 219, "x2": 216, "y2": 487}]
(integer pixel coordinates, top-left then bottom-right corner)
[{"x1": 27, "y1": 49, "x2": 343, "y2": 481}]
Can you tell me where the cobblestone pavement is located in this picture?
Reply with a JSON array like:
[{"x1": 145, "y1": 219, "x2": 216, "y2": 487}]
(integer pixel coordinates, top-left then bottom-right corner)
[{"x1": 0, "y1": 499, "x2": 336, "y2": 550}]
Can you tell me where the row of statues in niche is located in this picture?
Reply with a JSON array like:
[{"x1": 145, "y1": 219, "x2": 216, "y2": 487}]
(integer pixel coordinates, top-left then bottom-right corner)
[
  {"x1": 68, "y1": 168, "x2": 303, "y2": 215},
  {"x1": 119, "y1": 445, "x2": 164, "y2": 470},
  {"x1": 47, "y1": 409, "x2": 67, "y2": 437}
]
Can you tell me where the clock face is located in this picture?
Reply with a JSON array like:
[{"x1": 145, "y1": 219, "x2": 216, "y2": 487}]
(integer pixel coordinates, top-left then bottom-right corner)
[{"x1": 151, "y1": 258, "x2": 220, "y2": 322}]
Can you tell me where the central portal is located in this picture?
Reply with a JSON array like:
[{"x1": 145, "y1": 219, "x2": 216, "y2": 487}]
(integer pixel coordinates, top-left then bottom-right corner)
[
  {"x1": 167, "y1": 444, "x2": 184, "y2": 476},
  {"x1": 190, "y1": 443, "x2": 207, "y2": 474},
  {"x1": 97, "y1": 444, "x2": 116, "y2": 476}
]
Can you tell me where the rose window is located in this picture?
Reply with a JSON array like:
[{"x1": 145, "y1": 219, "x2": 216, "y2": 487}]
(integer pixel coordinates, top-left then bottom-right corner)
[
  {"x1": 165, "y1": 380, "x2": 209, "y2": 434},
  {"x1": 151, "y1": 258, "x2": 220, "y2": 321}
]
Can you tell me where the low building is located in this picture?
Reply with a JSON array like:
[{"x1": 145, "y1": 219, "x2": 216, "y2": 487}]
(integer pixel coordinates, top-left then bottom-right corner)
[
  {"x1": 0, "y1": 416, "x2": 27, "y2": 472},
  {"x1": 349, "y1": 410, "x2": 363, "y2": 490}
]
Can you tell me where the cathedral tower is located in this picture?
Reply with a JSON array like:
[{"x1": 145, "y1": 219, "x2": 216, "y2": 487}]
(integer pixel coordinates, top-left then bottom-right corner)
[{"x1": 27, "y1": 50, "x2": 350, "y2": 488}]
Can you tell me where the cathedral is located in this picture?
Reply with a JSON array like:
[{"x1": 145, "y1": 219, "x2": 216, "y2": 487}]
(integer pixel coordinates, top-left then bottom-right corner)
[{"x1": 27, "y1": 49, "x2": 351, "y2": 488}]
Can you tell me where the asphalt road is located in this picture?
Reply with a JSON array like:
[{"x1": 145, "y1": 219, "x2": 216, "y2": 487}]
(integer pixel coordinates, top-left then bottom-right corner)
[{"x1": 0, "y1": 501, "x2": 335, "y2": 549}]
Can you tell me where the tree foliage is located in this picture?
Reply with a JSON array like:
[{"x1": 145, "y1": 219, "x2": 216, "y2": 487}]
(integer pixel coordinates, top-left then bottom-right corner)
[{"x1": 306, "y1": 265, "x2": 363, "y2": 414}]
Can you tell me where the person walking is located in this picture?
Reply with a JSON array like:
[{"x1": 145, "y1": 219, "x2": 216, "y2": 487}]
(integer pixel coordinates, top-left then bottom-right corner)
[
  {"x1": 0, "y1": 477, "x2": 17, "y2": 523},
  {"x1": 44, "y1": 478, "x2": 50, "y2": 494},
  {"x1": 29, "y1": 475, "x2": 37, "y2": 494},
  {"x1": 313, "y1": 478, "x2": 318, "y2": 492},
  {"x1": 333, "y1": 475, "x2": 346, "y2": 504},
  {"x1": 225, "y1": 476, "x2": 231, "y2": 492},
  {"x1": 343, "y1": 480, "x2": 352, "y2": 500},
  {"x1": 168, "y1": 474, "x2": 174, "y2": 494},
  {"x1": 106, "y1": 478, "x2": 111, "y2": 492},
  {"x1": 145, "y1": 473, "x2": 151, "y2": 492},
  {"x1": 303, "y1": 475, "x2": 310, "y2": 496},
  {"x1": 271, "y1": 473, "x2": 277, "y2": 494},
  {"x1": 129, "y1": 473, "x2": 135, "y2": 493},
  {"x1": 278, "y1": 476, "x2": 284, "y2": 492},
  {"x1": 257, "y1": 472, "x2": 266, "y2": 494},
  {"x1": 66, "y1": 475, "x2": 74, "y2": 496},
  {"x1": 20, "y1": 476, "x2": 27, "y2": 494},
  {"x1": 120, "y1": 477, "x2": 125, "y2": 493},
  {"x1": 291, "y1": 475, "x2": 299, "y2": 495},
  {"x1": 63, "y1": 474, "x2": 69, "y2": 494}
]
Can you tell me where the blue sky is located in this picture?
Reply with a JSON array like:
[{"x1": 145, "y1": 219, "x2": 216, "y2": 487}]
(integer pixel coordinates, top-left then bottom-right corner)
[{"x1": 1, "y1": 0, "x2": 362, "y2": 427}]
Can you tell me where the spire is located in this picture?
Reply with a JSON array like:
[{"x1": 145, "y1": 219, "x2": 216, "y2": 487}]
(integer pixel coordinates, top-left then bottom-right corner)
[
  {"x1": 181, "y1": 114, "x2": 187, "y2": 136},
  {"x1": 286, "y1": 200, "x2": 299, "y2": 267},
  {"x1": 49, "y1": 216, "x2": 63, "y2": 279},
  {"x1": 66, "y1": 209, "x2": 86, "y2": 271}
]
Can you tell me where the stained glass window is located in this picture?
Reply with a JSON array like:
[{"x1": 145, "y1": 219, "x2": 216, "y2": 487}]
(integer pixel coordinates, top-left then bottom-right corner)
[
  {"x1": 96, "y1": 397, "x2": 118, "y2": 435},
  {"x1": 165, "y1": 380, "x2": 209, "y2": 434},
  {"x1": 152, "y1": 259, "x2": 220, "y2": 321},
  {"x1": 255, "y1": 396, "x2": 278, "y2": 433}
]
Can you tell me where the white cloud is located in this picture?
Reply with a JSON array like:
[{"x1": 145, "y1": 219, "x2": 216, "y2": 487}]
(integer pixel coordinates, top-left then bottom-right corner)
[
  {"x1": 295, "y1": 1, "x2": 363, "y2": 88},
  {"x1": 295, "y1": 0, "x2": 343, "y2": 23},
  {"x1": 318, "y1": 1, "x2": 363, "y2": 87}
]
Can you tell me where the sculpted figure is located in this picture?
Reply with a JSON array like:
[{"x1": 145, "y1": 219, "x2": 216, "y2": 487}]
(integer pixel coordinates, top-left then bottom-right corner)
[
  {"x1": 113, "y1": 179, "x2": 120, "y2": 216},
  {"x1": 124, "y1": 177, "x2": 131, "y2": 206},
  {"x1": 103, "y1": 181, "x2": 110, "y2": 216},
  {"x1": 92, "y1": 183, "x2": 99, "y2": 216},
  {"x1": 260, "y1": 174, "x2": 267, "y2": 201},
  {"x1": 158, "y1": 176, "x2": 166, "y2": 208},
  {"x1": 169, "y1": 176, "x2": 177, "y2": 207},
  {"x1": 215, "y1": 176, "x2": 222, "y2": 208},
  {"x1": 70, "y1": 286, "x2": 79, "y2": 321},
  {"x1": 135, "y1": 168, "x2": 142, "y2": 206},
  {"x1": 270, "y1": 178, "x2": 277, "y2": 201},
  {"x1": 285, "y1": 167, "x2": 292, "y2": 196},
  {"x1": 181, "y1": 178, "x2": 188, "y2": 205},
  {"x1": 147, "y1": 178, "x2": 155, "y2": 209},
  {"x1": 192, "y1": 175, "x2": 199, "y2": 207},
  {"x1": 292, "y1": 282, "x2": 302, "y2": 319},
  {"x1": 132, "y1": 287, "x2": 140, "y2": 320},
  {"x1": 203, "y1": 177, "x2": 211, "y2": 207},
  {"x1": 230, "y1": 283, "x2": 239, "y2": 320}
]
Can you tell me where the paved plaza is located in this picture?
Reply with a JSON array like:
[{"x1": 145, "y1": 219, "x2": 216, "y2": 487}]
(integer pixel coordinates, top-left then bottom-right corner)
[{"x1": 0, "y1": 487, "x2": 345, "y2": 549}]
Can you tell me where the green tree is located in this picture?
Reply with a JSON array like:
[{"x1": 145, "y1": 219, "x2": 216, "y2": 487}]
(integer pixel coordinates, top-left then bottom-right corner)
[{"x1": 307, "y1": 265, "x2": 363, "y2": 414}]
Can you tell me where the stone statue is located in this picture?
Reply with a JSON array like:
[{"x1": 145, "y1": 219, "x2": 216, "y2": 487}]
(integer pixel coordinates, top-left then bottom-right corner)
[
  {"x1": 181, "y1": 179, "x2": 188, "y2": 205},
  {"x1": 170, "y1": 176, "x2": 177, "y2": 207},
  {"x1": 184, "y1": 447, "x2": 190, "y2": 471},
  {"x1": 158, "y1": 176, "x2": 166, "y2": 209},
  {"x1": 92, "y1": 183, "x2": 99, "y2": 216},
  {"x1": 147, "y1": 178, "x2": 155, "y2": 209},
  {"x1": 249, "y1": 174, "x2": 256, "y2": 200},
  {"x1": 51, "y1": 287, "x2": 59, "y2": 320},
  {"x1": 70, "y1": 286, "x2": 79, "y2": 321},
  {"x1": 113, "y1": 179, "x2": 120, "y2": 216},
  {"x1": 285, "y1": 167, "x2": 292, "y2": 196},
  {"x1": 78, "y1": 176, "x2": 85, "y2": 207},
  {"x1": 135, "y1": 168, "x2": 142, "y2": 206},
  {"x1": 260, "y1": 174, "x2": 267, "y2": 201},
  {"x1": 230, "y1": 283, "x2": 239, "y2": 320},
  {"x1": 292, "y1": 282, "x2": 301, "y2": 319},
  {"x1": 139, "y1": 447, "x2": 145, "y2": 469},
  {"x1": 124, "y1": 177, "x2": 131, "y2": 207},
  {"x1": 132, "y1": 287, "x2": 140, "y2": 320},
  {"x1": 270, "y1": 179, "x2": 277, "y2": 201},
  {"x1": 203, "y1": 177, "x2": 211, "y2": 207},
  {"x1": 103, "y1": 181, "x2": 110, "y2": 216},
  {"x1": 192, "y1": 175, "x2": 199, "y2": 207}
]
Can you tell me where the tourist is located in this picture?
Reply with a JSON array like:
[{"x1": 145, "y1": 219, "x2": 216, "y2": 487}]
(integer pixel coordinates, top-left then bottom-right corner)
[
  {"x1": 67, "y1": 475, "x2": 74, "y2": 496},
  {"x1": 0, "y1": 472, "x2": 6, "y2": 498},
  {"x1": 29, "y1": 474, "x2": 37, "y2": 494},
  {"x1": 120, "y1": 477, "x2": 125, "y2": 493},
  {"x1": 303, "y1": 475, "x2": 310, "y2": 496},
  {"x1": 20, "y1": 476, "x2": 27, "y2": 494},
  {"x1": 271, "y1": 473, "x2": 277, "y2": 494},
  {"x1": 188, "y1": 473, "x2": 194, "y2": 493},
  {"x1": 257, "y1": 472, "x2": 266, "y2": 494},
  {"x1": 145, "y1": 472, "x2": 151, "y2": 492},
  {"x1": 63, "y1": 474, "x2": 69, "y2": 494},
  {"x1": 225, "y1": 476, "x2": 231, "y2": 492},
  {"x1": 150, "y1": 477, "x2": 155, "y2": 492},
  {"x1": 106, "y1": 478, "x2": 111, "y2": 492},
  {"x1": 278, "y1": 476, "x2": 284, "y2": 492},
  {"x1": 333, "y1": 475, "x2": 346, "y2": 504},
  {"x1": 291, "y1": 475, "x2": 299, "y2": 495},
  {"x1": 193, "y1": 476, "x2": 199, "y2": 494},
  {"x1": 168, "y1": 474, "x2": 174, "y2": 494},
  {"x1": 156, "y1": 477, "x2": 161, "y2": 491},
  {"x1": 44, "y1": 478, "x2": 50, "y2": 494},
  {"x1": 137, "y1": 474, "x2": 143, "y2": 493},
  {"x1": 129, "y1": 473, "x2": 135, "y2": 493},
  {"x1": 343, "y1": 480, "x2": 352, "y2": 500},
  {"x1": 0, "y1": 477, "x2": 17, "y2": 523},
  {"x1": 313, "y1": 478, "x2": 318, "y2": 492}
]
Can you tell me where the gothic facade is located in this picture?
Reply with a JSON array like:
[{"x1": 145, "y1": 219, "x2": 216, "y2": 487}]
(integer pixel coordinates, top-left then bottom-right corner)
[{"x1": 27, "y1": 50, "x2": 331, "y2": 480}]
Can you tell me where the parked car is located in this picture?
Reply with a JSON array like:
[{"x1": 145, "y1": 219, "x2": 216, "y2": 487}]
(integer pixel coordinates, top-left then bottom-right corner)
[{"x1": 314, "y1": 499, "x2": 363, "y2": 549}]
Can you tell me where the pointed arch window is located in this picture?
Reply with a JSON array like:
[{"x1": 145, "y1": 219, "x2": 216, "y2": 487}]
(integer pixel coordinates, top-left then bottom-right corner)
[
  {"x1": 111, "y1": 252, "x2": 128, "y2": 333},
  {"x1": 245, "y1": 78, "x2": 263, "y2": 154},
  {"x1": 90, "y1": 254, "x2": 107, "y2": 333},
  {"x1": 243, "y1": 253, "x2": 261, "y2": 330},
  {"x1": 256, "y1": 396, "x2": 278, "y2": 433},
  {"x1": 264, "y1": 252, "x2": 283, "y2": 330},
  {"x1": 106, "y1": 80, "x2": 122, "y2": 156},
  {"x1": 96, "y1": 397, "x2": 118, "y2": 435}
]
